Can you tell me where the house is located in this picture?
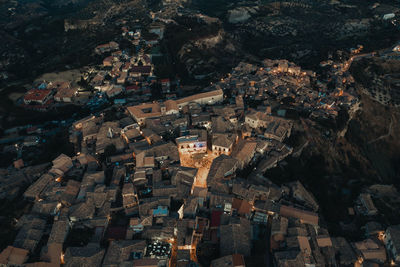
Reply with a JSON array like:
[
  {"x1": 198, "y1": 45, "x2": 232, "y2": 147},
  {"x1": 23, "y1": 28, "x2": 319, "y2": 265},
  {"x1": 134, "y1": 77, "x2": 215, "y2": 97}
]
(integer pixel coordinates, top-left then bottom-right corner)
[
  {"x1": 49, "y1": 81, "x2": 74, "y2": 102},
  {"x1": 207, "y1": 155, "x2": 239, "y2": 189},
  {"x1": 132, "y1": 258, "x2": 161, "y2": 267},
  {"x1": 80, "y1": 171, "x2": 105, "y2": 188},
  {"x1": 47, "y1": 219, "x2": 70, "y2": 245},
  {"x1": 270, "y1": 216, "x2": 289, "y2": 248},
  {"x1": 127, "y1": 102, "x2": 162, "y2": 125},
  {"x1": 212, "y1": 133, "x2": 237, "y2": 156},
  {"x1": 13, "y1": 215, "x2": 46, "y2": 252},
  {"x1": 141, "y1": 128, "x2": 162, "y2": 145},
  {"x1": 192, "y1": 114, "x2": 211, "y2": 128},
  {"x1": 144, "y1": 156, "x2": 155, "y2": 168},
  {"x1": 211, "y1": 254, "x2": 246, "y2": 267},
  {"x1": 332, "y1": 237, "x2": 358, "y2": 266},
  {"x1": 23, "y1": 89, "x2": 53, "y2": 105},
  {"x1": 236, "y1": 95, "x2": 244, "y2": 109},
  {"x1": 54, "y1": 87, "x2": 76, "y2": 103},
  {"x1": 122, "y1": 183, "x2": 138, "y2": 214},
  {"x1": 106, "y1": 85, "x2": 124, "y2": 98},
  {"x1": 49, "y1": 153, "x2": 73, "y2": 176},
  {"x1": 126, "y1": 85, "x2": 140, "y2": 93},
  {"x1": 161, "y1": 78, "x2": 170, "y2": 91},
  {"x1": 129, "y1": 218, "x2": 144, "y2": 233},
  {"x1": 95, "y1": 121, "x2": 125, "y2": 154},
  {"x1": 68, "y1": 198, "x2": 95, "y2": 222},
  {"x1": 357, "y1": 193, "x2": 378, "y2": 216},
  {"x1": 64, "y1": 245, "x2": 105, "y2": 267},
  {"x1": 384, "y1": 225, "x2": 400, "y2": 264},
  {"x1": 39, "y1": 242, "x2": 63, "y2": 266},
  {"x1": 241, "y1": 124, "x2": 252, "y2": 139},
  {"x1": 211, "y1": 116, "x2": 235, "y2": 134},
  {"x1": 279, "y1": 205, "x2": 319, "y2": 225},
  {"x1": 287, "y1": 181, "x2": 319, "y2": 212},
  {"x1": 103, "y1": 56, "x2": 114, "y2": 66},
  {"x1": 122, "y1": 128, "x2": 141, "y2": 143},
  {"x1": 245, "y1": 111, "x2": 270, "y2": 129},
  {"x1": 126, "y1": 89, "x2": 223, "y2": 124},
  {"x1": 122, "y1": 62, "x2": 131, "y2": 72},
  {"x1": 176, "y1": 89, "x2": 223, "y2": 108},
  {"x1": 102, "y1": 240, "x2": 147, "y2": 267},
  {"x1": 95, "y1": 41, "x2": 119, "y2": 54},
  {"x1": 24, "y1": 173, "x2": 53, "y2": 200},
  {"x1": 177, "y1": 249, "x2": 191, "y2": 267},
  {"x1": 263, "y1": 117, "x2": 292, "y2": 142},
  {"x1": 231, "y1": 198, "x2": 252, "y2": 217},
  {"x1": 231, "y1": 140, "x2": 257, "y2": 169},
  {"x1": 130, "y1": 66, "x2": 152, "y2": 77},
  {"x1": 60, "y1": 179, "x2": 80, "y2": 206},
  {"x1": 220, "y1": 218, "x2": 251, "y2": 257},
  {"x1": 353, "y1": 238, "x2": 387, "y2": 263},
  {"x1": 117, "y1": 72, "x2": 128, "y2": 84},
  {"x1": 0, "y1": 246, "x2": 29, "y2": 265},
  {"x1": 176, "y1": 133, "x2": 207, "y2": 155},
  {"x1": 153, "y1": 206, "x2": 169, "y2": 217},
  {"x1": 148, "y1": 22, "x2": 165, "y2": 39},
  {"x1": 32, "y1": 199, "x2": 58, "y2": 215},
  {"x1": 183, "y1": 197, "x2": 199, "y2": 218},
  {"x1": 40, "y1": 220, "x2": 70, "y2": 266},
  {"x1": 274, "y1": 250, "x2": 305, "y2": 267}
]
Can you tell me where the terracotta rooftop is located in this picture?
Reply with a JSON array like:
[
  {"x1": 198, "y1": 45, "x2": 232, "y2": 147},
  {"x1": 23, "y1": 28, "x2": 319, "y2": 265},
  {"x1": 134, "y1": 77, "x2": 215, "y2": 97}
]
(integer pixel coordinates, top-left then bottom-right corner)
[{"x1": 24, "y1": 89, "x2": 52, "y2": 102}]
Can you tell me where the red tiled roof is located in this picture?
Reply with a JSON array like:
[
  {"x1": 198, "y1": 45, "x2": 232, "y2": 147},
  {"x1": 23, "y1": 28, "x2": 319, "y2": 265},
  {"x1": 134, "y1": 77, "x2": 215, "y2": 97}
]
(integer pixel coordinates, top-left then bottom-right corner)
[{"x1": 24, "y1": 89, "x2": 52, "y2": 101}]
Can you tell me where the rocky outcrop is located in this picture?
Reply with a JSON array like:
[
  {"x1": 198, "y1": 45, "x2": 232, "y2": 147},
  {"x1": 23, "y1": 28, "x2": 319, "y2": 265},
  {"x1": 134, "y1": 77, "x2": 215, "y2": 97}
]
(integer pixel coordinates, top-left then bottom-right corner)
[
  {"x1": 176, "y1": 30, "x2": 239, "y2": 78},
  {"x1": 227, "y1": 7, "x2": 255, "y2": 24}
]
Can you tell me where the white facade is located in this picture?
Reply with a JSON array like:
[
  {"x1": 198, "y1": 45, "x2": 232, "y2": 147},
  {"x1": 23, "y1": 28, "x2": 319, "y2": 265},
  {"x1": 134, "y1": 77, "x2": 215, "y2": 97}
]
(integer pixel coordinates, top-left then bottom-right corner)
[
  {"x1": 212, "y1": 144, "x2": 232, "y2": 156},
  {"x1": 177, "y1": 136, "x2": 207, "y2": 155}
]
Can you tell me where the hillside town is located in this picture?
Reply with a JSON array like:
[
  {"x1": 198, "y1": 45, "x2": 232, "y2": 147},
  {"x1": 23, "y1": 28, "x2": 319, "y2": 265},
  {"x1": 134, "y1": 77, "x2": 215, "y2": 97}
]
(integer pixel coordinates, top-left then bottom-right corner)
[
  {"x1": 17, "y1": 21, "x2": 166, "y2": 112},
  {"x1": 1, "y1": 66, "x2": 400, "y2": 266},
  {"x1": 1, "y1": 3, "x2": 400, "y2": 267}
]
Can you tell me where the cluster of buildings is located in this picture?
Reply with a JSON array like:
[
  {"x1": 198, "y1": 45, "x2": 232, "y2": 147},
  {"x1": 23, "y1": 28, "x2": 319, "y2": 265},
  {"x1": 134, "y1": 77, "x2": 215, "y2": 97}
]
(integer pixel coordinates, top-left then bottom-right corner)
[
  {"x1": 3, "y1": 25, "x2": 400, "y2": 266},
  {"x1": 0, "y1": 84, "x2": 295, "y2": 266},
  {"x1": 22, "y1": 81, "x2": 78, "y2": 111},
  {"x1": 213, "y1": 59, "x2": 359, "y2": 121},
  {"x1": 20, "y1": 20, "x2": 169, "y2": 112},
  {"x1": 6, "y1": 79, "x2": 400, "y2": 267}
]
